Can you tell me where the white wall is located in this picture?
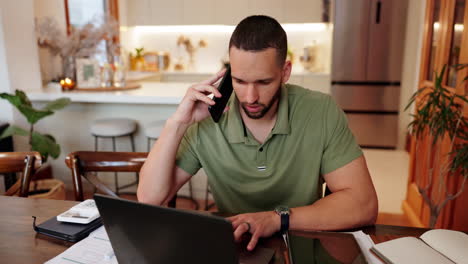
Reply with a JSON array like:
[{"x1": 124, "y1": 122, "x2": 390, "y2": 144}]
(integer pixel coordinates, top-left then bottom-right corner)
[
  {"x1": 0, "y1": 0, "x2": 44, "y2": 152},
  {"x1": 0, "y1": 11, "x2": 13, "y2": 123},
  {"x1": 397, "y1": 0, "x2": 426, "y2": 150},
  {"x1": 0, "y1": 0, "x2": 42, "y2": 93}
]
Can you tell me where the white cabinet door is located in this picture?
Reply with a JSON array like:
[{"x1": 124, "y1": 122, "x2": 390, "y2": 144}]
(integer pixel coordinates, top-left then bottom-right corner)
[
  {"x1": 283, "y1": 0, "x2": 322, "y2": 23},
  {"x1": 249, "y1": 0, "x2": 284, "y2": 23},
  {"x1": 183, "y1": 0, "x2": 216, "y2": 25},
  {"x1": 151, "y1": 0, "x2": 183, "y2": 25},
  {"x1": 214, "y1": 0, "x2": 250, "y2": 25},
  {"x1": 126, "y1": 0, "x2": 152, "y2": 26}
]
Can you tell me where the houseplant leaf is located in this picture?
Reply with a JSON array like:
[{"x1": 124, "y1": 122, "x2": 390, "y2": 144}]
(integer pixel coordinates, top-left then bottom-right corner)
[
  {"x1": 0, "y1": 125, "x2": 29, "y2": 139},
  {"x1": 31, "y1": 132, "x2": 60, "y2": 161},
  {"x1": 43, "y1": 98, "x2": 71, "y2": 111},
  {"x1": 1, "y1": 90, "x2": 53, "y2": 124},
  {"x1": 17, "y1": 104, "x2": 53, "y2": 124},
  {"x1": 0, "y1": 93, "x2": 23, "y2": 107},
  {"x1": 15, "y1": 90, "x2": 32, "y2": 106}
]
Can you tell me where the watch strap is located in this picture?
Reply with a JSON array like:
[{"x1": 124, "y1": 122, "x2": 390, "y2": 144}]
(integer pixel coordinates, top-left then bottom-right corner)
[{"x1": 280, "y1": 212, "x2": 289, "y2": 233}]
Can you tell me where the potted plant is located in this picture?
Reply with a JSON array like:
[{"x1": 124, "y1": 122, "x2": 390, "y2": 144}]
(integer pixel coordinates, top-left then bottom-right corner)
[
  {"x1": 406, "y1": 64, "x2": 467, "y2": 228},
  {"x1": 130, "y1": 47, "x2": 145, "y2": 71},
  {"x1": 0, "y1": 90, "x2": 70, "y2": 161},
  {"x1": 0, "y1": 90, "x2": 71, "y2": 198}
]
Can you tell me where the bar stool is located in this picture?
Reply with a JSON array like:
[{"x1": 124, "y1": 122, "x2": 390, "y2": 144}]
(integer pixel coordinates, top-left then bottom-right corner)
[
  {"x1": 145, "y1": 120, "x2": 199, "y2": 210},
  {"x1": 90, "y1": 118, "x2": 138, "y2": 195}
]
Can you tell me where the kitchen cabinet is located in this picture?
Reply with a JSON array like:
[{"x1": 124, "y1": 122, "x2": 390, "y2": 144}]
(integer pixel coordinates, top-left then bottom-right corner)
[
  {"x1": 151, "y1": 0, "x2": 183, "y2": 25},
  {"x1": 213, "y1": 0, "x2": 250, "y2": 25},
  {"x1": 249, "y1": 0, "x2": 284, "y2": 22},
  {"x1": 183, "y1": 0, "x2": 215, "y2": 25},
  {"x1": 282, "y1": 0, "x2": 322, "y2": 23},
  {"x1": 126, "y1": 0, "x2": 152, "y2": 25},
  {"x1": 125, "y1": 0, "x2": 324, "y2": 26}
]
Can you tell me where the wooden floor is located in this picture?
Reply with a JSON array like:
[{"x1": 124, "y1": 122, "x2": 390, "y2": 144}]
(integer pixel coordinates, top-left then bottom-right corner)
[{"x1": 66, "y1": 189, "x2": 414, "y2": 227}]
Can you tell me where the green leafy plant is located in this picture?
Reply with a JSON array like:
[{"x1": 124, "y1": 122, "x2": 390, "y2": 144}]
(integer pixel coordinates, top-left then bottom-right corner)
[
  {"x1": 0, "y1": 90, "x2": 71, "y2": 161},
  {"x1": 406, "y1": 64, "x2": 468, "y2": 228},
  {"x1": 135, "y1": 47, "x2": 144, "y2": 58}
]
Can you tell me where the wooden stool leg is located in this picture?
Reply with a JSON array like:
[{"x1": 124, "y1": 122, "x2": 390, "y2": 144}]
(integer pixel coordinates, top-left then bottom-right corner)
[
  {"x1": 147, "y1": 138, "x2": 152, "y2": 152},
  {"x1": 112, "y1": 136, "x2": 119, "y2": 195},
  {"x1": 130, "y1": 134, "x2": 138, "y2": 183},
  {"x1": 93, "y1": 136, "x2": 99, "y2": 194}
]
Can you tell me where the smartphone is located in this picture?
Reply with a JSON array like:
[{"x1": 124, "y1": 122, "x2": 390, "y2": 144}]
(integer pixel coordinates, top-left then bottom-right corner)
[{"x1": 209, "y1": 66, "x2": 233, "y2": 123}]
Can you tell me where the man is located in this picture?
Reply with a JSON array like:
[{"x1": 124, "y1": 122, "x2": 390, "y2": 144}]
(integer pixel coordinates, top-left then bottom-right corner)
[{"x1": 138, "y1": 15, "x2": 378, "y2": 251}]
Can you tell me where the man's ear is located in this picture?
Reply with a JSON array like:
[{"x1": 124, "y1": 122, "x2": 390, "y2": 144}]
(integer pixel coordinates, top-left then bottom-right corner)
[{"x1": 281, "y1": 60, "x2": 292, "y2": 84}]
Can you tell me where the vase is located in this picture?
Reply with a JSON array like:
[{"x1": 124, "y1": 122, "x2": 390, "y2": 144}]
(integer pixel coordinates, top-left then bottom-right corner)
[
  {"x1": 62, "y1": 56, "x2": 76, "y2": 81},
  {"x1": 113, "y1": 55, "x2": 126, "y2": 87}
]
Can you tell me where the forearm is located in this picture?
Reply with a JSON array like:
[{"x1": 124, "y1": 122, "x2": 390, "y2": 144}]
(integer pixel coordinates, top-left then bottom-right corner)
[
  {"x1": 137, "y1": 118, "x2": 189, "y2": 205},
  {"x1": 290, "y1": 188, "x2": 378, "y2": 231}
]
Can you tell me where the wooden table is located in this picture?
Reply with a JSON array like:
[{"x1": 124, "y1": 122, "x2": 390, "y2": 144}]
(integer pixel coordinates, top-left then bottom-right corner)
[{"x1": 0, "y1": 196, "x2": 430, "y2": 264}]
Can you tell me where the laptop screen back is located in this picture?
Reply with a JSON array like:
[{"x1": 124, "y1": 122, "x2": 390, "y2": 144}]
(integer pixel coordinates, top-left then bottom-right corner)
[{"x1": 94, "y1": 194, "x2": 238, "y2": 264}]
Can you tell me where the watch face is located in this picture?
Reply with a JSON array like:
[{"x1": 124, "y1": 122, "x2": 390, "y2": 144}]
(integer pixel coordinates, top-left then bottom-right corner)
[{"x1": 275, "y1": 206, "x2": 290, "y2": 214}]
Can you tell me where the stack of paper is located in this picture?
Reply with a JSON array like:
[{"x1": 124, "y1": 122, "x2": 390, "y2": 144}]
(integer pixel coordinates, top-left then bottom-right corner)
[
  {"x1": 349, "y1": 230, "x2": 382, "y2": 264},
  {"x1": 46, "y1": 226, "x2": 117, "y2": 264}
]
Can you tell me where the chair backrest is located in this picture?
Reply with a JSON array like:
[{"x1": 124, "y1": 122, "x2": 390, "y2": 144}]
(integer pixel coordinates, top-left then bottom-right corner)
[
  {"x1": 0, "y1": 152, "x2": 42, "y2": 197},
  {"x1": 65, "y1": 151, "x2": 176, "y2": 207}
]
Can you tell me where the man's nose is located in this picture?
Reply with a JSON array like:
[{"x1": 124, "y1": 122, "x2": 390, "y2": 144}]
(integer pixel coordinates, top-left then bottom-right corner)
[{"x1": 246, "y1": 84, "x2": 259, "y2": 104}]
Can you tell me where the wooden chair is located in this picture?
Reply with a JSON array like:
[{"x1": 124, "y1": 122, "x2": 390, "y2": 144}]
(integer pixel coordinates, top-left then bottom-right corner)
[
  {"x1": 65, "y1": 151, "x2": 176, "y2": 207},
  {"x1": 0, "y1": 152, "x2": 42, "y2": 197}
]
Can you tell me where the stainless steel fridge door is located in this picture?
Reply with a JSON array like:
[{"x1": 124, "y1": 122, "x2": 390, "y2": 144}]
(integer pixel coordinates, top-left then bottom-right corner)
[
  {"x1": 331, "y1": 0, "x2": 371, "y2": 81},
  {"x1": 367, "y1": 0, "x2": 408, "y2": 82},
  {"x1": 346, "y1": 113, "x2": 398, "y2": 148},
  {"x1": 331, "y1": 84, "x2": 400, "y2": 112}
]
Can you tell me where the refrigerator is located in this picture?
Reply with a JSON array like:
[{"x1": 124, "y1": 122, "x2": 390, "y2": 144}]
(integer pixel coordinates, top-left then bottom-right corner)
[{"x1": 331, "y1": 0, "x2": 408, "y2": 149}]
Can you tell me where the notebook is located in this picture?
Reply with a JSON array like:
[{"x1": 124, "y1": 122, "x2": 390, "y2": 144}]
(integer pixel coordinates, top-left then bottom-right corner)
[
  {"x1": 371, "y1": 229, "x2": 468, "y2": 264},
  {"x1": 33, "y1": 215, "x2": 102, "y2": 242}
]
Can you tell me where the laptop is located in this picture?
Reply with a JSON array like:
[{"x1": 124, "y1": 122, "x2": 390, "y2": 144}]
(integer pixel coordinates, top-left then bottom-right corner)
[{"x1": 93, "y1": 194, "x2": 275, "y2": 264}]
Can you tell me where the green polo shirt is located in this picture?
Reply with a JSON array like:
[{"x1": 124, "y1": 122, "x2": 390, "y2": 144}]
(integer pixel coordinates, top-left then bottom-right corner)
[{"x1": 176, "y1": 84, "x2": 362, "y2": 213}]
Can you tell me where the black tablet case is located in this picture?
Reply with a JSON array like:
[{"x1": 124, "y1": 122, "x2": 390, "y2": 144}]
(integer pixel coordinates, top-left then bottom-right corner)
[{"x1": 33, "y1": 215, "x2": 102, "y2": 242}]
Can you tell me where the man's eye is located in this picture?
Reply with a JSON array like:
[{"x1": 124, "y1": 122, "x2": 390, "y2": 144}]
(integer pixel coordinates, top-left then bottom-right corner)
[
  {"x1": 235, "y1": 79, "x2": 245, "y2": 84},
  {"x1": 258, "y1": 81, "x2": 271, "y2": 85}
]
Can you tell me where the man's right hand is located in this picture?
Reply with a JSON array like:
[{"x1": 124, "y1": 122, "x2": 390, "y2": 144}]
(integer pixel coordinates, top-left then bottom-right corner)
[{"x1": 171, "y1": 69, "x2": 227, "y2": 126}]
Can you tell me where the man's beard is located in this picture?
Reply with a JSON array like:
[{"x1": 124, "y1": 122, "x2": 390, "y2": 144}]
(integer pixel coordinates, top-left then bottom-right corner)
[{"x1": 240, "y1": 86, "x2": 281, "y2": 119}]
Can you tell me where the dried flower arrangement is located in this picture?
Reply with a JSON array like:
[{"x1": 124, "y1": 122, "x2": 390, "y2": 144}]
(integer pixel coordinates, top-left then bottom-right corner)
[
  {"x1": 35, "y1": 16, "x2": 120, "y2": 64},
  {"x1": 177, "y1": 35, "x2": 207, "y2": 69}
]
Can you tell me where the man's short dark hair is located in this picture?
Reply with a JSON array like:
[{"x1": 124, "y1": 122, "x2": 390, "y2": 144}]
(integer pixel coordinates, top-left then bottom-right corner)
[{"x1": 229, "y1": 15, "x2": 287, "y2": 66}]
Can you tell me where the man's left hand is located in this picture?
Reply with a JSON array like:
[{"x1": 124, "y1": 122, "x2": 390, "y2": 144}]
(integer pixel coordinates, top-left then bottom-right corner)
[{"x1": 227, "y1": 211, "x2": 280, "y2": 251}]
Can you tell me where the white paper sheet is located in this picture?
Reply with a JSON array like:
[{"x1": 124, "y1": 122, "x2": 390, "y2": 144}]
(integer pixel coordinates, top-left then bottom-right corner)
[
  {"x1": 348, "y1": 230, "x2": 383, "y2": 264},
  {"x1": 45, "y1": 226, "x2": 117, "y2": 264}
]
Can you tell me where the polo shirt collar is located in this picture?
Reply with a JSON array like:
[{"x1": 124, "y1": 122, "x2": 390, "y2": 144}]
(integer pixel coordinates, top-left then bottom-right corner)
[
  {"x1": 225, "y1": 93, "x2": 245, "y2": 143},
  {"x1": 271, "y1": 84, "x2": 291, "y2": 135},
  {"x1": 226, "y1": 84, "x2": 290, "y2": 144}
]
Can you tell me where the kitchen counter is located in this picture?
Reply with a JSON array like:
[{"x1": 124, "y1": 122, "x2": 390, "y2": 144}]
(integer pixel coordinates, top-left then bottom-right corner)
[
  {"x1": 29, "y1": 82, "x2": 192, "y2": 104},
  {"x1": 29, "y1": 70, "x2": 331, "y2": 105}
]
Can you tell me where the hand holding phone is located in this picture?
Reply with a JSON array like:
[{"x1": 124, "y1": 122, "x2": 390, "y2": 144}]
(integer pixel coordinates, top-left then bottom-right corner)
[{"x1": 209, "y1": 66, "x2": 233, "y2": 123}]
